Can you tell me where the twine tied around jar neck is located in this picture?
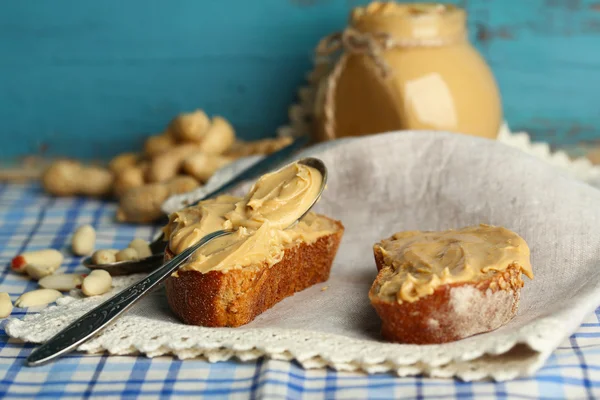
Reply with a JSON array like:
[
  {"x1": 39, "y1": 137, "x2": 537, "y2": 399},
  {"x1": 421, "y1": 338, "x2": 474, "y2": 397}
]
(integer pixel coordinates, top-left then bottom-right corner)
[
  {"x1": 315, "y1": 28, "x2": 392, "y2": 141},
  {"x1": 315, "y1": 27, "x2": 464, "y2": 141},
  {"x1": 316, "y1": 28, "x2": 394, "y2": 79}
]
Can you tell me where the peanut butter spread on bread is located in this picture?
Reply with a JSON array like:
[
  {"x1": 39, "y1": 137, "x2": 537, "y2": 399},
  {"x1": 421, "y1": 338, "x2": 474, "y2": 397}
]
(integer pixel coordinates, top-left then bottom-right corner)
[
  {"x1": 373, "y1": 225, "x2": 533, "y2": 303},
  {"x1": 163, "y1": 162, "x2": 336, "y2": 273}
]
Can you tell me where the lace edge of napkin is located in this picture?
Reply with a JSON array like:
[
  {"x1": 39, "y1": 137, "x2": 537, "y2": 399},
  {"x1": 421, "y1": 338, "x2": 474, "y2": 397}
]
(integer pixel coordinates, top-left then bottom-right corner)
[{"x1": 4, "y1": 274, "x2": 566, "y2": 382}]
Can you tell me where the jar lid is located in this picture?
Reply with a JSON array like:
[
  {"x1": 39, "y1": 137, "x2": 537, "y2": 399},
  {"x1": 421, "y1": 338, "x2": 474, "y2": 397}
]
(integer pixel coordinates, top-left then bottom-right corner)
[{"x1": 350, "y1": 2, "x2": 466, "y2": 45}]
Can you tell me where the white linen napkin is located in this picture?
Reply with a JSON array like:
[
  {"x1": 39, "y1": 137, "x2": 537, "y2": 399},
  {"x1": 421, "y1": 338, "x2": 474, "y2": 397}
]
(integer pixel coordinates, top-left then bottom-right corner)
[{"x1": 8, "y1": 131, "x2": 600, "y2": 381}]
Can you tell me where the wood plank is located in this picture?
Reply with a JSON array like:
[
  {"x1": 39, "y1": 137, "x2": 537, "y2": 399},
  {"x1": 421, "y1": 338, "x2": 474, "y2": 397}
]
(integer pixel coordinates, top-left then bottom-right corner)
[{"x1": 1, "y1": 0, "x2": 599, "y2": 161}]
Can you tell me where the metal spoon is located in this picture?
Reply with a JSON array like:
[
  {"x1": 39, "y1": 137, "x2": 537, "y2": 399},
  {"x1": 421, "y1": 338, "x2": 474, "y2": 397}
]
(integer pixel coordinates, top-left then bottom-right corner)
[
  {"x1": 83, "y1": 136, "x2": 308, "y2": 276},
  {"x1": 26, "y1": 157, "x2": 327, "y2": 367}
]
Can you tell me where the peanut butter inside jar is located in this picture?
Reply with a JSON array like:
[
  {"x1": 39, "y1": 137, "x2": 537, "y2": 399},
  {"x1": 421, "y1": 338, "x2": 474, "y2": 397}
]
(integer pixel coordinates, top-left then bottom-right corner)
[{"x1": 313, "y1": 2, "x2": 502, "y2": 141}]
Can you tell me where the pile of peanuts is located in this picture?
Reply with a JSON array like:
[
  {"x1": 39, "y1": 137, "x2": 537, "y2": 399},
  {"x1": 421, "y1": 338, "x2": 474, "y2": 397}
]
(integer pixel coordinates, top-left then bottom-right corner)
[
  {"x1": 0, "y1": 224, "x2": 151, "y2": 318},
  {"x1": 41, "y1": 109, "x2": 293, "y2": 223}
]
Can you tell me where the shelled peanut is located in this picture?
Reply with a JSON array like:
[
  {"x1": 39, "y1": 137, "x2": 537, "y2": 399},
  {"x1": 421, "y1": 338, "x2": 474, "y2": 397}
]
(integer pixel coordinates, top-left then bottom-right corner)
[
  {"x1": 3, "y1": 232, "x2": 154, "y2": 318},
  {"x1": 115, "y1": 248, "x2": 138, "y2": 262},
  {"x1": 39, "y1": 274, "x2": 84, "y2": 291},
  {"x1": 92, "y1": 249, "x2": 119, "y2": 265},
  {"x1": 128, "y1": 238, "x2": 152, "y2": 258},
  {"x1": 81, "y1": 270, "x2": 112, "y2": 296},
  {"x1": 90, "y1": 238, "x2": 152, "y2": 265},
  {"x1": 0, "y1": 293, "x2": 13, "y2": 318},
  {"x1": 11, "y1": 249, "x2": 63, "y2": 276},
  {"x1": 71, "y1": 224, "x2": 96, "y2": 256},
  {"x1": 9, "y1": 239, "x2": 84, "y2": 309},
  {"x1": 6, "y1": 247, "x2": 66, "y2": 313},
  {"x1": 15, "y1": 289, "x2": 62, "y2": 308},
  {"x1": 40, "y1": 108, "x2": 295, "y2": 223},
  {"x1": 25, "y1": 264, "x2": 57, "y2": 280}
]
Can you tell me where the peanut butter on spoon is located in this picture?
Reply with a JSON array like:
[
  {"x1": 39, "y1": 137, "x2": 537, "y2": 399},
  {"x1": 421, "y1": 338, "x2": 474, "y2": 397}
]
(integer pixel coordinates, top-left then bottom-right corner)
[{"x1": 163, "y1": 162, "x2": 335, "y2": 274}]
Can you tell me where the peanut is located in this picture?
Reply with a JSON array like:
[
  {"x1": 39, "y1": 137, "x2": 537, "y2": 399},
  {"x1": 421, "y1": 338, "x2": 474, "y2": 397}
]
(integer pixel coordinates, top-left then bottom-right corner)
[
  {"x1": 264, "y1": 136, "x2": 293, "y2": 153},
  {"x1": 128, "y1": 238, "x2": 152, "y2": 259},
  {"x1": 11, "y1": 249, "x2": 63, "y2": 274},
  {"x1": 15, "y1": 289, "x2": 62, "y2": 308},
  {"x1": 0, "y1": 293, "x2": 13, "y2": 318},
  {"x1": 169, "y1": 109, "x2": 210, "y2": 143},
  {"x1": 116, "y1": 183, "x2": 170, "y2": 223},
  {"x1": 226, "y1": 136, "x2": 293, "y2": 158},
  {"x1": 71, "y1": 224, "x2": 96, "y2": 256},
  {"x1": 39, "y1": 274, "x2": 84, "y2": 291},
  {"x1": 25, "y1": 264, "x2": 56, "y2": 280},
  {"x1": 42, "y1": 160, "x2": 113, "y2": 197},
  {"x1": 81, "y1": 270, "x2": 112, "y2": 296},
  {"x1": 183, "y1": 153, "x2": 235, "y2": 183},
  {"x1": 91, "y1": 249, "x2": 118, "y2": 265},
  {"x1": 144, "y1": 133, "x2": 176, "y2": 158},
  {"x1": 146, "y1": 144, "x2": 201, "y2": 183},
  {"x1": 113, "y1": 164, "x2": 146, "y2": 197},
  {"x1": 198, "y1": 116, "x2": 236, "y2": 155},
  {"x1": 108, "y1": 153, "x2": 139, "y2": 174},
  {"x1": 116, "y1": 176, "x2": 199, "y2": 223},
  {"x1": 115, "y1": 248, "x2": 139, "y2": 262},
  {"x1": 78, "y1": 166, "x2": 115, "y2": 196},
  {"x1": 165, "y1": 176, "x2": 199, "y2": 195},
  {"x1": 41, "y1": 160, "x2": 81, "y2": 196}
]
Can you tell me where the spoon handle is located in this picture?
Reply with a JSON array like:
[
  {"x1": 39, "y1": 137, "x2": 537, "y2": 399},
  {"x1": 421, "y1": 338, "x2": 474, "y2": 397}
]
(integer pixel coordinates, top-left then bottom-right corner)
[{"x1": 26, "y1": 230, "x2": 231, "y2": 367}]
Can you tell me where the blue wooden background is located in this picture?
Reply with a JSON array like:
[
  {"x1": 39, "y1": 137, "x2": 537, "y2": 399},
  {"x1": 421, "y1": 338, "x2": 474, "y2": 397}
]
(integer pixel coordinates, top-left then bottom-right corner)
[{"x1": 1, "y1": 0, "x2": 600, "y2": 162}]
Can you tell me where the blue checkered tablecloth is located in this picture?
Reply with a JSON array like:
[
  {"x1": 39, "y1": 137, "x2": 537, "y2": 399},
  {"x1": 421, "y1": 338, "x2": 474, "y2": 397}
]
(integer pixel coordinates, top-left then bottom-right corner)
[{"x1": 1, "y1": 182, "x2": 600, "y2": 399}]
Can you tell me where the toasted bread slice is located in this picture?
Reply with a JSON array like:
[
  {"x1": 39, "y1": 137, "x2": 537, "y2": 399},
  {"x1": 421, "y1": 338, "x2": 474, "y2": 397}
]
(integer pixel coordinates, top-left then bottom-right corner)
[
  {"x1": 370, "y1": 237, "x2": 526, "y2": 344},
  {"x1": 165, "y1": 216, "x2": 344, "y2": 327}
]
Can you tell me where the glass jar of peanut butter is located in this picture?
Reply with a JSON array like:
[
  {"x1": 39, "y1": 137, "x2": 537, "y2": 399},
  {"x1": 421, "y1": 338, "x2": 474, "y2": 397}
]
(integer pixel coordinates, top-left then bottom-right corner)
[{"x1": 313, "y1": 2, "x2": 502, "y2": 141}]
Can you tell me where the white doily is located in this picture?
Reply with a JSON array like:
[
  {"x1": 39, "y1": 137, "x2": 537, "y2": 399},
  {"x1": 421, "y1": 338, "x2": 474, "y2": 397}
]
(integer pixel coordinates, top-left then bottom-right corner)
[
  {"x1": 496, "y1": 124, "x2": 600, "y2": 183},
  {"x1": 5, "y1": 277, "x2": 564, "y2": 381},
  {"x1": 8, "y1": 132, "x2": 600, "y2": 381}
]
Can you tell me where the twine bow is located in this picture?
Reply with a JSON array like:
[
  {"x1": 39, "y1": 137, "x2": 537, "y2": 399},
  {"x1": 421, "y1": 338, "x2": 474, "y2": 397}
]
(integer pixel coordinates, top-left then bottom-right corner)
[
  {"x1": 316, "y1": 28, "x2": 394, "y2": 79},
  {"x1": 315, "y1": 28, "x2": 396, "y2": 141}
]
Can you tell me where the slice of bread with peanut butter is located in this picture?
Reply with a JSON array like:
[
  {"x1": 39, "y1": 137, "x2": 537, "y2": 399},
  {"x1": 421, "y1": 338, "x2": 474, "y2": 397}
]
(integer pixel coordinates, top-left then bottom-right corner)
[
  {"x1": 163, "y1": 161, "x2": 344, "y2": 327},
  {"x1": 370, "y1": 225, "x2": 533, "y2": 344}
]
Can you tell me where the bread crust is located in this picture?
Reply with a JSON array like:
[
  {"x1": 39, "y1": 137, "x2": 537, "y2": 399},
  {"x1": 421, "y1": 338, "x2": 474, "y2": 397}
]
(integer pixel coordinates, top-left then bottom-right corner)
[
  {"x1": 165, "y1": 217, "x2": 344, "y2": 327},
  {"x1": 370, "y1": 245, "x2": 524, "y2": 344}
]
